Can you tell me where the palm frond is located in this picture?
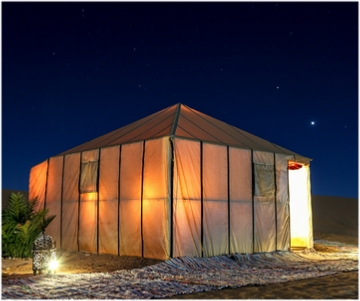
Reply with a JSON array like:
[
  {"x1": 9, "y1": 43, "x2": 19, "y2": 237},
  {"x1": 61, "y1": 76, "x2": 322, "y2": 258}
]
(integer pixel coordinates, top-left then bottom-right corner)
[
  {"x1": 2, "y1": 193, "x2": 56, "y2": 258},
  {"x1": 2, "y1": 192, "x2": 29, "y2": 224}
]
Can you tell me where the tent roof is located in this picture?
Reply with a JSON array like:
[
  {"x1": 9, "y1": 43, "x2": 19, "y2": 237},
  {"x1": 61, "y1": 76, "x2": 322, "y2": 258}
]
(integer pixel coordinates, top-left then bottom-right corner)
[{"x1": 57, "y1": 103, "x2": 311, "y2": 162}]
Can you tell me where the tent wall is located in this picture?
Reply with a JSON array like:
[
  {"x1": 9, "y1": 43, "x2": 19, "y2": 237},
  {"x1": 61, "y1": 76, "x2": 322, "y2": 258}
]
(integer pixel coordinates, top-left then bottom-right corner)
[
  {"x1": 275, "y1": 153, "x2": 293, "y2": 251},
  {"x1": 29, "y1": 160, "x2": 48, "y2": 211},
  {"x1": 99, "y1": 146, "x2": 119, "y2": 255},
  {"x1": 29, "y1": 135, "x2": 312, "y2": 260},
  {"x1": 45, "y1": 156, "x2": 63, "y2": 248},
  {"x1": 253, "y1": 151, "x2": 276, "y2": 253},
  {"x1": 173, "y1": 139, "x2": 201, "y2": 258},
  {"x1": 142, "y1": 138, "x2": 171, "y2": 259},
  {"x1": 202, "y1": 143, "x2": 229, "y2": 257},
  {"x1": 172, "y1": 138, "x2": 286, "y2": 257},
  {"x1": 79, "y1": 149, "x2": 99, "y2": 253},
  {"x1": 119, "y1": 142, "x2": 143, "y2": 257},
  {"x1": 44, "y1": 137, "x2": 171, "y2": 259},
  {"x1": 61, "y1": 153, "x2": 80, "y2": 251},
  {"x1": 229, "y1": 148, "x2": 252, "y2": 254}
]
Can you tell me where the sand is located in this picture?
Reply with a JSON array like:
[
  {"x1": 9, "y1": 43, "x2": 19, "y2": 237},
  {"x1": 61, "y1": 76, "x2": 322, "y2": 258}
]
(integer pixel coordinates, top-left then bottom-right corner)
[
  {"x1": 2, "y1": 195, "x2": 358, "y2": 299},
  {"x1": 165, "y1": 230, "x2": 358, "y2": 299},
  {"x1": 165, "y1": 271, "x2": 358, "y2": 299}
]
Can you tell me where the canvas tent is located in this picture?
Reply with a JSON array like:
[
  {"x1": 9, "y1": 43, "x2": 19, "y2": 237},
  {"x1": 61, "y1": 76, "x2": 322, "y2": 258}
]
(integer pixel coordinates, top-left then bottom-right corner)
[{"x1": 29, "y1": 103, "x2": 313, "y2": 260}]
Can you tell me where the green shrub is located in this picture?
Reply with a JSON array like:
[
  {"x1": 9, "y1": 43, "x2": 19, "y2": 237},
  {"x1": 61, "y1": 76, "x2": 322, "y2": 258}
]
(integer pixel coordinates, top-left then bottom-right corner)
[{"x1": 2, "y1": 192, "x2": 55, "y2": 259}]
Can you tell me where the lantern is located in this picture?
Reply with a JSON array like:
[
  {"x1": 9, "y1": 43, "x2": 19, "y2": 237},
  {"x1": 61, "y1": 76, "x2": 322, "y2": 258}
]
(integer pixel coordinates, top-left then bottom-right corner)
[{"x1": 32, "y1": 232, "x2": 57, "y2": 275}]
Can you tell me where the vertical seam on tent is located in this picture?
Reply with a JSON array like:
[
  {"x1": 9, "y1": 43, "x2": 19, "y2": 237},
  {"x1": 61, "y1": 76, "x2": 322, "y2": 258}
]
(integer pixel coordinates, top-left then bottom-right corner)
[
  {"x1": 78, "y1": 152, "x2": 83, "y2": 252},
  {"x1": 200, "y1": 141, "x2": 204, "y2": 258},
  {"x1": 118, "y1": 145, "x2": 122, "y2": 256},
  {"x1": 251, "y1": 150, "x2": 255, "y2": 254},
  {"x1": 60, "y1": 155, "x2": 65, "y2": 250},
  {"x1": 227, "y1": 146, "x2": 230, "y2": 255},
  {"x1": 97, "y1": 149, "x2": 101, "y2": 254},
  {"x1": 274, "y1": 153, "x2": 278, "y2": 251},
  {"x1": 44, "y1": 158, "x2": 50, "y2": 211},
  {"x1": 140, "y1": 141, "x2": 146, "y2": 258},
  {"x1": 169, "y1": 138, "x2": 174, "y2": 258}
]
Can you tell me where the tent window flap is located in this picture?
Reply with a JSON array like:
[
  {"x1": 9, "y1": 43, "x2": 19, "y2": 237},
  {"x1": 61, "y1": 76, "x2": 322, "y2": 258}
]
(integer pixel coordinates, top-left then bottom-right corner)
[
  {"x1": 80, "y1": 161, "x2": 99, "y2": 193},
  {"x1": 254, "y1": 163, "x2": 275, "y2": 197}
]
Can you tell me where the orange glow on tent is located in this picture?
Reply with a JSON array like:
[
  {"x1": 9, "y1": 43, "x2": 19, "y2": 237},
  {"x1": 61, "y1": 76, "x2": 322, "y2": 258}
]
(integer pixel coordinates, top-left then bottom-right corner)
[
  {"x1": 29, "y1": 160, "x2": 48, "y2": 210},
  {"x1": 142, "y1": 182, "x2": 165, "y2": 212},
  {"x1": 142, "y1": 199, "x2": 158, "y2": 215},
  {"x1": 82, "y1": 192, "x2": 98, "y2": 201},
  {"x1": 143, "y1": 184, "x2": 159, "y2": 200}
]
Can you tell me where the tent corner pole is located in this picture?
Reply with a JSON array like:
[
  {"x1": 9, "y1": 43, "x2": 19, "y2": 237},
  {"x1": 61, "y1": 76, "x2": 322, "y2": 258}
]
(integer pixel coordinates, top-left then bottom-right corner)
[
  {"x1": 251, "y1": 150, "x2": 255, "y2": 254},
  {"x1": 227, "y1": 145, "x2": 230, "y2": 255},
  {"x1": 78, "y1": 152, "x2": 83, "y2": 253},
  {"x1": 200, "y1": 141, "x2": 204, "y2": 258},
  {"x1": 118, "y1": 145, "x2": 122, "y2": 257},
  {"x1": 169, "y1": 137, "x2": 174, "y2": 258},
  {"x1": 140, "y1": 141, "x2": 146, "y2": 258},
  {"x1": 274, "y1": 153, "x2": 278, "y2": 252},
  {"x1": 60, "y1": 155, "x2": 65, "y2": 251}
]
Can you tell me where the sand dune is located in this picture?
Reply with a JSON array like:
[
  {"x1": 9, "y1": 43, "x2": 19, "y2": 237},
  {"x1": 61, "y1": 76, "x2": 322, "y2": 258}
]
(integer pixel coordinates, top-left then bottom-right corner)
[{"x1": 312, "y1": 195, "x2": 358, "y2": 238}]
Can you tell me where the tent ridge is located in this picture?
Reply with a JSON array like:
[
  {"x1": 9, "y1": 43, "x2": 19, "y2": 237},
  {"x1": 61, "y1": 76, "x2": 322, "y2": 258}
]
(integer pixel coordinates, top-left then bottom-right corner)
[
  {"x1": 114, "y1": 120, "x2": 174, "y2": 145},
  {"x1": 176, "y1": 124, "x2": 200, "y2": 140},
  {"x1": 108, "y1": 113, "x2": 174, "y2": 145},
  {"x1": 56, "y1": 126, "x2": 128, "y2": 156},
  {"x1": 56, "y1": 103, "x2": 310, "y2": 163},
  {"x1": 270, "y1": 143, "x2": 296, "y2": 156},
  {"x1": 185, "y1": 105, "x2": 250, "y2": 148},
  {"x1": 180, "y1": 112, "x2": 225, "y2": 144},
  {"x1": 58, "y1": 104, "x2": 174, "y2": 156},
  {"x1": 271, "y1": 143, "x2": 312, "y2": 161},
  {"x1": 89, "y1": 105, "x2": 173, "y2": 149},
  {"x1": 170, "y1": 103, "x2": 182, "y2": 138},
  {"x1": 229, "y1": 125, "x2": 276, "y2": 151}
]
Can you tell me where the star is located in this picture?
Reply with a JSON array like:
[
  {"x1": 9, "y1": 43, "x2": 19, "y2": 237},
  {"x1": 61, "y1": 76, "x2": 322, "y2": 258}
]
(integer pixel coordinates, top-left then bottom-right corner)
[{"x1": 311, "y1": 121, "x2": 315, "y2": 125}]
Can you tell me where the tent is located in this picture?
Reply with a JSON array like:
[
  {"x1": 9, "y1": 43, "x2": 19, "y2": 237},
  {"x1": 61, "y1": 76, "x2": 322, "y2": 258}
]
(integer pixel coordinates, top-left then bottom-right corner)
[{"x1": 29, "y1": 103, "x2": 313, "y2": 260}]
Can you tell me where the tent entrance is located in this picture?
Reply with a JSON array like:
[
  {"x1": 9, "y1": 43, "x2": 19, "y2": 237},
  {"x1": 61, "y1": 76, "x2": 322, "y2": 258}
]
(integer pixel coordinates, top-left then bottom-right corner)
[{"x1": 288, "y1": 162, "x2": 313, "y2": 250}]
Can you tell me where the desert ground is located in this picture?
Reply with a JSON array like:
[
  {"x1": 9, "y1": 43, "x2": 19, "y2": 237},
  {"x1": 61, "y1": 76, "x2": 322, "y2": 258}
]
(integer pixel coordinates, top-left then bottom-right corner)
[{"x1": 2, "y1": 194, "x2": 358, "y2": 299}]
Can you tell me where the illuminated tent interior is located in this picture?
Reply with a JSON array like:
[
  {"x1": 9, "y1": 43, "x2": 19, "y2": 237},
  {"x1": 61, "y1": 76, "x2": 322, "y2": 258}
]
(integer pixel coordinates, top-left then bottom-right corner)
[{"x1": 29, "y1": 103, "x2": 313, "y2": 260}]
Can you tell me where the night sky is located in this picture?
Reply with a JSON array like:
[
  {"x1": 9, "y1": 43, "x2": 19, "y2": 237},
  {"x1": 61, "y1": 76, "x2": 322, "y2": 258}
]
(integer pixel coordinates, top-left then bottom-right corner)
[{"x1": 2, "y1": 2, "x2": 358, "y2": 198}]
